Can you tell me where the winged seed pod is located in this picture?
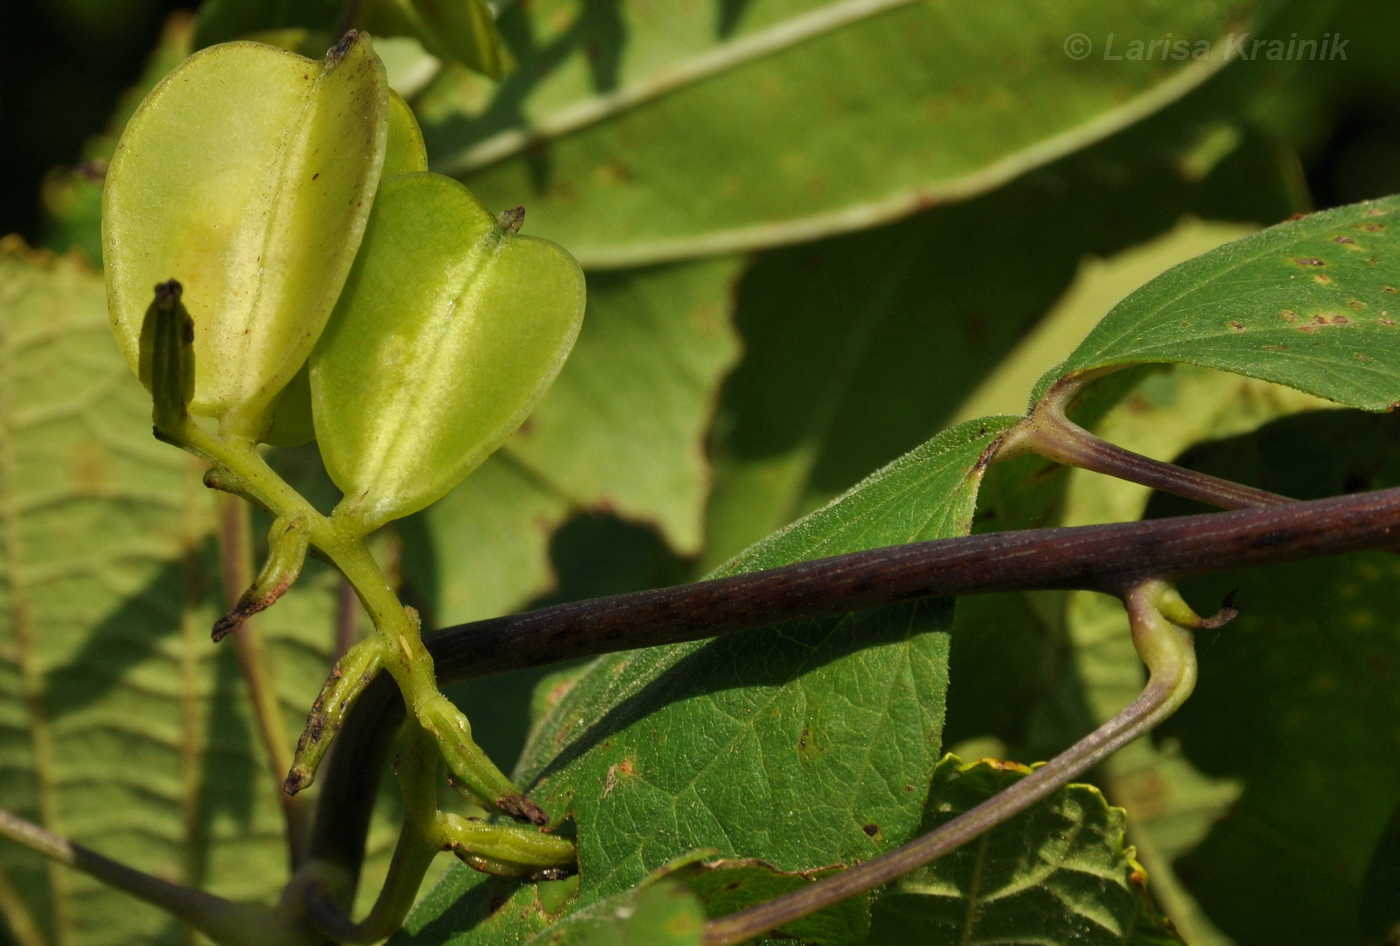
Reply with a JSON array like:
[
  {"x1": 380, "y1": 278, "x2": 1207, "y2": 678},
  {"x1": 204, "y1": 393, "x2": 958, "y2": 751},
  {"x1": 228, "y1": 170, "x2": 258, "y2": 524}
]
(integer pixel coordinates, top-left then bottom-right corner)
[
  {"x1": 103, "y1": 33, "x2": 389, "y2": 440},
  {"x1": 312, "y1": 172, "x2": 586, "y2": 533},
  {"x1": 257, "y1": 88, "x2": 430, "y2": 447}
]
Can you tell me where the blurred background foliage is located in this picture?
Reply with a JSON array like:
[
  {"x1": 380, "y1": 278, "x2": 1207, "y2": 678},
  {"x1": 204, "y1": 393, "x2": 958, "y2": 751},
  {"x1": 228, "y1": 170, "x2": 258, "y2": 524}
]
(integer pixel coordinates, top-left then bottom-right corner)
[{"x1": 6, "y1": 0, "x2": 1400, "y2": 944}]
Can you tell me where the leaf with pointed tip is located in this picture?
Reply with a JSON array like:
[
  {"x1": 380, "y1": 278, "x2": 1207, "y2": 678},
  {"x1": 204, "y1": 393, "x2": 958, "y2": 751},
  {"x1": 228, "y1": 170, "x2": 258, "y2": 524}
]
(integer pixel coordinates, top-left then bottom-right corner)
[{"x1": 1035, "y1": 196, "x2": 1400, "y2": 410}]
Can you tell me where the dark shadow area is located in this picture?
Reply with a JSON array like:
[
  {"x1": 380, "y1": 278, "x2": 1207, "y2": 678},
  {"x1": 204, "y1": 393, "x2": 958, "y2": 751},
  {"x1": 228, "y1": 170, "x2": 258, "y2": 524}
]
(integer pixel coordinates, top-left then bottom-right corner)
[
  {"x1": 716, "y1": 0, "x2": 755, "y2": 39},
  {"x1": 1144, "y1": 409, "x2": 1400, "y2": 946},
  {"x1": 0, "y1": 0, "x2": 195, "y2": 244},
  {"x1": 45, "y1": 538, "x2": 213, "y2": 718}
]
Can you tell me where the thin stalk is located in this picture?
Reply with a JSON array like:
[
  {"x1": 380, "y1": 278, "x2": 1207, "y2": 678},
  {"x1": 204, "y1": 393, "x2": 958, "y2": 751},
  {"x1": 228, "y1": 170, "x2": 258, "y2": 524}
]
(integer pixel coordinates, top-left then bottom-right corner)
[
  {"x1": 181, "y1": 423, "x2": 540, "y2": 823},
  {"x1": 305, "y1": 726, "x2": 441, "y2": 945},
  {"x1": 701, "y1": 581, "x2": 1198, "y2": 945},
  {"x1": 1005, "y1": 377, "x2": 1292, "y2": 510},
  {"x1": 216, "y1": 493, "x2": 307, "y2": 868},
  {"x1": 0, "y1": 810, "x2": 316, "y2": 946}
]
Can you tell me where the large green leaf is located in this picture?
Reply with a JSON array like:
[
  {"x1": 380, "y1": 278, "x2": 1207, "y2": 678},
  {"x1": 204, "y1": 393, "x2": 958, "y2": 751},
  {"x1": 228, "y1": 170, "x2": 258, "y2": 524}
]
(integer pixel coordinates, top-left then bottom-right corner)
[
  {"x1": 402, "y1": 416, "x2": 1016, "y2": 941},
  {"x1": 0, "y1": 241, "x2": 368, "y2": 944},
  {"x1": 1036, "y1": 195, "x2": 1400, "y2": 410},
  {"x1": 419, "y1": 0, "x2": 1274, "y2": 266},
  {"x1": 867, "y1": 756, "x2": 1181, "y2": 945}
]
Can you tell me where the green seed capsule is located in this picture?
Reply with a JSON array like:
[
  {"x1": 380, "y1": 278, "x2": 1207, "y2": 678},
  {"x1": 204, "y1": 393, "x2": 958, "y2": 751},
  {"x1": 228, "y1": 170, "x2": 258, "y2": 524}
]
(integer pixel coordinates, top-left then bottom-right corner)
[
  {"x1": 256, "y1": 87, "x2": 428, "y2": 447},
  {"x1": 103, "y1": 33, "x2": 390, "y2": 439},
  {"x1": 311, "y1": 172, "x2": 585, "y2": 532}
]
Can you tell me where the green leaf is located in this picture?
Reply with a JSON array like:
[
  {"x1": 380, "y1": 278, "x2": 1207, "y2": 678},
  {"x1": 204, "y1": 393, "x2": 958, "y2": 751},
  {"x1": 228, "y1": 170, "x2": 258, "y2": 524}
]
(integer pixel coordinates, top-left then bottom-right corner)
[
  {"x1": 421, "y1": 0, "x2": 1274, "y2": 266},
  {"x1": 1139, "y1": 408, "x2": 1400, "y2": 946},
  {"x1": 672, "y1": 859, "x2": 868, "y2": 946},
  {"x1": 0, "y1": 241, "x2": 351, "y2": 944},
  {"x1": 1035, "y1": 196, "x2": 1400, "y2": 411},
  {"x1": 951, "y1": 218, "x2": 1260, "y2": 425},
  {"x1": 868, "y1": 756, "x2": 1182, "y2": 945},
  {"x1": 523, "y1": 879, "x2": 704, "y2": 946},
  {"x1": 404, "y1": 415, "x2": 1014, "y2": 940},
  {"x1": 502, "y1": 259, "x2": 744, "y2": 556}
]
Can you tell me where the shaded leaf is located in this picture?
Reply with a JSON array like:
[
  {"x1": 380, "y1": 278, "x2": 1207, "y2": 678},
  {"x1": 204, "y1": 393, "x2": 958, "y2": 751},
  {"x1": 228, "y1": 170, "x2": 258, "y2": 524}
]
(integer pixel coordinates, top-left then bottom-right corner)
[
  {"x1": 524, "y1": 879, "x2": 703, "y2": 946},
  {"x1": 422, "y1": 0, "x2": 1273, "y2": 266},
  {"x1": 1141, "y1": 408, "x2": 1400, "y2": 946},
  {"x1": 868, "y1": 755, "x2": 1182, "y2": 945}
]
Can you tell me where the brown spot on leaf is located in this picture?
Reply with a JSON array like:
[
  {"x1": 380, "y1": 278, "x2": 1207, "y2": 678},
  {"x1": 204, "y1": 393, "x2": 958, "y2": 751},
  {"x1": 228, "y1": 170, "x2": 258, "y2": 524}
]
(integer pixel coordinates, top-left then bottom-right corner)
[
  {"x1": 1356, "y1": 352, "x2": 1373, "y2": 363},
  {"x1": 1279, "y1": 309, "x2": 1298, "y2": 322},
  {"x1": 1332, "y1": 315, "x2": 1350, "y2": 324},
  {"x1": 71, "y1": 440, "x2": 109, "y2": 495},
  {"x1": 1229, "y1": 320, "x2": 1246, "y2": 331},
  {"x1": 862, "y1": 823, "x2": 880, "y2": 837},
  {"x1": 1363, "y1": 223, "x2": 1387, "y2": 232},
  {"x1": 1382, "y1": 317, "x2": 1396, "y2": 326},
  {"x1": 1294, "y1": 257, "x2": 1326, "y2": 267},
  {"x1": 1316, "y1": 274, "x2": 1333, "y2": 284},
  {"x1": 1335, "y1": 235, "x2": 1356, "y2": 244}
]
